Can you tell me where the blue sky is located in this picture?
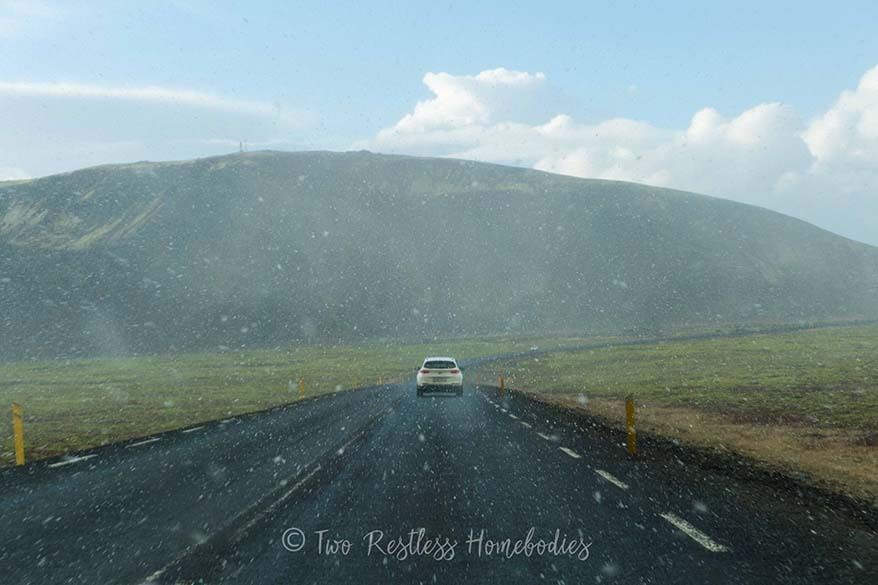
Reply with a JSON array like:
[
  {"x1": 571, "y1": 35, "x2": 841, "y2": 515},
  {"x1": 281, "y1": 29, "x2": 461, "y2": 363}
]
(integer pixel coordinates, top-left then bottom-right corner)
[{"x1": 2, "y1": 0, "x2": 878, "y2": 243}]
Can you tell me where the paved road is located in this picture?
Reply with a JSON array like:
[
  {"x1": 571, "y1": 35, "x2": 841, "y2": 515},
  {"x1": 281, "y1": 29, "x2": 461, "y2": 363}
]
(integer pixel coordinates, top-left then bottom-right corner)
[{"x1": 1, "y1": 378, "x2": 875, "y2": 584}]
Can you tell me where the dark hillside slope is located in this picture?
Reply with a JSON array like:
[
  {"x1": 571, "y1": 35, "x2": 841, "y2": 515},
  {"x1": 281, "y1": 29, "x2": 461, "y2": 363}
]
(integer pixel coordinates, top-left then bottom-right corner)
[{"x1": 1, "y1": 150, "x2": 876, "y2": 359}]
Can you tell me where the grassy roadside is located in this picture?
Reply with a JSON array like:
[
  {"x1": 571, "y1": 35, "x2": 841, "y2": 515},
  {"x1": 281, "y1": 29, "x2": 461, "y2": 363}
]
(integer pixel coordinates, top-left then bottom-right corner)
[
  {"x1": 477, "y1": 324, "x2": 878, "y2": 503},
  {"x1": 0, "y1": 336, "x2": 586, "y2": 466}
]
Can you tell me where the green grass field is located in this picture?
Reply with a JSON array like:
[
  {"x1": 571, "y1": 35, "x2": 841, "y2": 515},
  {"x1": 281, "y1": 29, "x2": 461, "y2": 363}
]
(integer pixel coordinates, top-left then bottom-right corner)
[
  {"x1": 0, "y1": 336, "x2": 586, "y2": 465},
  {"x1": 3, "y1": 323, "x2": 876, "y2": 467},
  {"x1": 480, "y1": 324, "x2": 878, "y2": 431}
]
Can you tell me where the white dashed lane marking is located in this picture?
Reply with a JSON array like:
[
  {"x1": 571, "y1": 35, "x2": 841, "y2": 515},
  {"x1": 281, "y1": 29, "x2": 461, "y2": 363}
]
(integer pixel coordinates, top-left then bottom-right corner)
[
  {"x1": 48, "y1": 455, "x2": 97, "y2": 468},
  {"x1": 181, "y1": 426, "x2": 204, "y2": 433},
  {"x1": 128, "y1": 437, "x2": 161, "y2": 448},
  {"x1": 479, "y1": 386, "x2": 727, "y2": 555},
  {"x1": 660, "y1": 512, "x2": 729, "y2": 552},
  {"x1": 559, "y1": 447, "x2": 581, "y2": 459},
  {"x1": 595, "y1": 469, "x2": 629, "y2": 490}
]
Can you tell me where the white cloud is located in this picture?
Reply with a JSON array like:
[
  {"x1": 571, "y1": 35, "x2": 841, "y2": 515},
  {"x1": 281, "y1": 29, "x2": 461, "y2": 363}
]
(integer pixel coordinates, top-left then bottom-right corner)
[
  {"x1": 0, "y1": 0, "x2": 64, "y2": 40},
  {"x1": 374, "y1": 68, "x2": 565, "y2": 139},
  {"x1": 0, "y1": 81, "x2": 306, "y2": 127},
  {"x1": 0, "y1": 0, "x2": 59, "y2": 38},
  {"x1": 804, "y1": 66, "x2": 878, "y2": 166},
  {"x1": 0, "y1": 80, "x2": 314, "y2": 178},
  {"x1": 360, "y1": 66, "x2": 878, "y2": 245},
  {"x1": 0, "y1": 166, "x2": 30, "y2": 181},
  {"x1": 535, "y1": 103, "x2": 811, "y2": 202}
]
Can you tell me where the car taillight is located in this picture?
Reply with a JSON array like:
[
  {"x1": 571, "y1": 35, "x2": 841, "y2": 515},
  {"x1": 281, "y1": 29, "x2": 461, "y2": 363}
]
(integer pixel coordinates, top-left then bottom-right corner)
[
  {"x1": 420, "y1": 369, "x2": 430, "y2": 374},
  {"x1": 450, "y1": 369, "x2": 460, "y2": 374}
]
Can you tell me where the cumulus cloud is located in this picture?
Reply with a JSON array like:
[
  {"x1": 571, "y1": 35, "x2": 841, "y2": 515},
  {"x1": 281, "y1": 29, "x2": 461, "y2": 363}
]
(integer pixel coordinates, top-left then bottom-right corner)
[
  {"x1": 385, "y1": 68, "x2": 553, "y2": 133},
  {"x1": 804, "y1": 66, "x2": 878, "y2": 166},
  {"x1": 534, "y1": 103, "x2": 811, "y2": 205},
  {"x1": 360, "y1": 66, "x2": 878, "y2": 245}
]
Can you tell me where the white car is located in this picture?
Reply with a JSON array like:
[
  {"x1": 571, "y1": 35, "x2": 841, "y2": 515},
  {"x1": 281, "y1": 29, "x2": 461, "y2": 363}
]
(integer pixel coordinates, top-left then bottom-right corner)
[{"x1": 416, "y1": 357, "x2": 463, "y2": 396}]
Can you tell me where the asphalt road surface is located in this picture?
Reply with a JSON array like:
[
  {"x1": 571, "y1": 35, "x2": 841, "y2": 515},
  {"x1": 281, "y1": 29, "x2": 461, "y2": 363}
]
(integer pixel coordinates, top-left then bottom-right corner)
[{"x1": 1, "y1": 376, "x2": 875, "y2": 584}]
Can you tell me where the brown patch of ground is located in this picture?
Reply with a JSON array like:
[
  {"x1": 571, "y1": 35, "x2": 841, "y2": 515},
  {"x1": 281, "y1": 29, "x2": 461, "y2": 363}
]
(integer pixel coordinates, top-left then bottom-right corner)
[
  {"x1": 710, "y1": 405, "x2": 817, "y2": 426},
  {"x1": 524, "y1": 390, "x2": 878, "y2": 505}
]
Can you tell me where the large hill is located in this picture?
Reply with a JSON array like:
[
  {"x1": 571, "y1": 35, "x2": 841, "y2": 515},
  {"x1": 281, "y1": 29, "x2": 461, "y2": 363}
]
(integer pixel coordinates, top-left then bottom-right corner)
[{"x1": 1, "y1": 150, "x2": 877, "y2": 359}]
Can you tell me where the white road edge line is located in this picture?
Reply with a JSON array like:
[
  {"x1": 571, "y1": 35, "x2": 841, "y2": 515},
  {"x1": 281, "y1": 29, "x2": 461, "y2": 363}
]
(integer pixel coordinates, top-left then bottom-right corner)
[
  {"x1": 336, "y1": 434, "x2": 360, "y2": 455},
  {"x1": 536, "y1": 432, "x2": 552, "y2": 441},
  {"x1": 240, "y1": 465, "x2": 322, "y2": 534},
  {"x1": 145, "y1": 464, "x2": 324, "y2": 583},
  {"x1": 48, "y1": 455, "x2": 97, "y2": 468},
  {"x1": 660, "y1": 512, "x2": 729, "y2": 552},
  {"x1": 595, "y1": 469, "x2": 629, "y2": 490},
  {"x1": 181, "y1": 426, "x2": 204, "y2": 433},
  {"x1": 559, "y1": 447, "x2": 581, "y2": 459},
  {"x1": 128, "y1": 437, "x2": 161, "y2": 448}
]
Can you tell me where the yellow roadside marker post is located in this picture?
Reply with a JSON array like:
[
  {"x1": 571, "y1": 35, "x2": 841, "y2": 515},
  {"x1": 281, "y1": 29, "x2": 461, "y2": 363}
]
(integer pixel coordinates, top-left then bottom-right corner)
[
  {"x1": 12, "y1": 402, "x2": 24, "y2": 466},
  {"x1": 298, "y1": 378, "x2": 305, "y2": 401},
  {"x1": 500, "y1": 375, "x2": 505, "y2": 397},
  {"x1": 626, "y1": 395, "x2": 637, "y2": 457}
]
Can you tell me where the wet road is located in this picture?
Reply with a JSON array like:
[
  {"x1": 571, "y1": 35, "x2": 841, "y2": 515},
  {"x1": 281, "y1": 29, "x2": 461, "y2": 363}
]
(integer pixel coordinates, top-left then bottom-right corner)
[{"x1": 1, "y1": 379, "x2": 875, "y2": 584}]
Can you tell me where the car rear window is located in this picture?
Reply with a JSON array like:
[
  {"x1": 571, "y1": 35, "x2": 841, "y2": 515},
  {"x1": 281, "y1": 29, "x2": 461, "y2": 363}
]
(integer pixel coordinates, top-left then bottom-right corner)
[{"x1": 423, "y1": 360, "x2": 456, "y2": 369}]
